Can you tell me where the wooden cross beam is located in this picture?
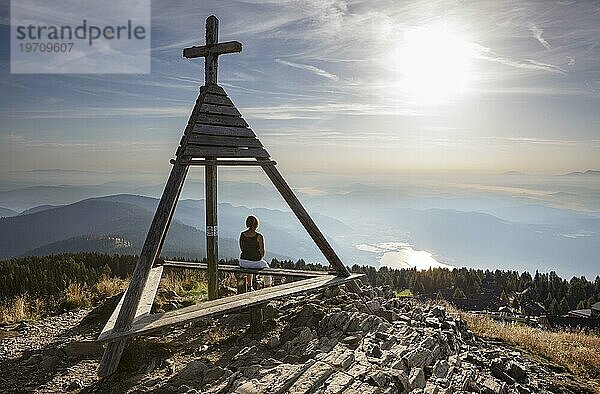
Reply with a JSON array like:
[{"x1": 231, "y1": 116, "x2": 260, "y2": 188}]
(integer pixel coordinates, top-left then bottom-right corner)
[{"x1": 183, "y1": 15, "x2": 242, "y2": 85}]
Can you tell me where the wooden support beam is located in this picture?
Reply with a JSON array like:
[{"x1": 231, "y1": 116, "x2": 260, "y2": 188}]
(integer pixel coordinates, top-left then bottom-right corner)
[
  {"x1": 162, "y1": 260, "x2": 332, "y2": 277},
  {"x1": 170, "y1": 159, "x2": 277, "y2": 166},
  {"x1": 183, "y1": 41, "x2": 242, "y2": 59},
  {"x1": 196, "y1": 114, "x2": 248, "y2": 127},
  {"x1": 203, "y1": 94, "x2": 235, "y2": 107},
  {"x1": 183, "y1": 146, "x2": 270, "y2": 158},
  {"x1": 259, "y1": 160, "x2": 351, "y2": 277},
  {"x1": 205, "y1": 16, "x2": 219, "y2": 84},
  {"x1": 199, "y1": 103, "x2": 241, "y2": 117},
  {"x1": 186, "y1": 134, "x2": 263, "y2": 148},
  {"x1": 99, "y1": 266, "x2": 163, "y2": 339},
  {"x1": 236, "y1": 274, "x2": 248, "y2": 294},
  {"x1": 249, "y1": 306, "x2": 264, "y2": 333},
  {"x1": 98, "y1": 162, "x2": 189, "y2": 377},
  {"x1": 191, "y1": 124, "x2": 256, "y2": 138},
  {"x1": 205, "y1": 159, "x2": 218, "y2": 300}
]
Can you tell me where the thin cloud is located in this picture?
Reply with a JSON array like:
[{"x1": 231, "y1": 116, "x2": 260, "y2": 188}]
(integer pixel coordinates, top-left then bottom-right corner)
[
  {"x1": 242, "y1": 103, "x2": 418, "y2": 120},
  {"x1": 506, "y1": 137, "x2": 579, "y2": 147},
  {"x1": 528, "y1": 23, "x2": 551, "y2": 50},
  {"x1": 275, "y1": 59, "x2": 340, "y2": 81},
  {"x1": 0, "y1": 133, "x2": 166, "y2": 151},
  {"x1": 0, "y1": 106, "x2": 190, "y2": 119},
  {"x1": 474, "y1": 44, "x2": 566, "y2": 74}
]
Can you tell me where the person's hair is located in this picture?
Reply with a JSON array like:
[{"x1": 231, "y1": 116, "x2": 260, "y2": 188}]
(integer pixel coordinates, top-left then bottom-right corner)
[{"x1": 246, "y1": 215, "x2": 259, "y2": 230}]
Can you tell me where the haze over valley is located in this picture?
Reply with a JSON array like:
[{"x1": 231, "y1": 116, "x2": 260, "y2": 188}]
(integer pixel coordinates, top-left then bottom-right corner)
[{"x1": 1, "y1": 168, "x2": 598, "y2": 279}]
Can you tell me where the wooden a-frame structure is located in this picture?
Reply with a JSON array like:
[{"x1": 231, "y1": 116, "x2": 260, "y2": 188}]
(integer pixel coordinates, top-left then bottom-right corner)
[{"x1": 97, "y1": 15, "x2": 363, "y2": 377}]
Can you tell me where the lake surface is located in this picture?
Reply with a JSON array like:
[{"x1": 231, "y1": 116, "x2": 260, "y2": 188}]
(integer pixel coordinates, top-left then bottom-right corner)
[{"x1": 355, "y1": 242, "x2": 454, "y2": 270}]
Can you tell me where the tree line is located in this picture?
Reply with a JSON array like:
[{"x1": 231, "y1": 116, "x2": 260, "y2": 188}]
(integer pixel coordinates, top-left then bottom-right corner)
[
  {"x1": 0, "y1": 253, "x2": 598, "y2": 316},
  {"x1": 274, "y1": 259, "x2": 600, "y2": 315}
]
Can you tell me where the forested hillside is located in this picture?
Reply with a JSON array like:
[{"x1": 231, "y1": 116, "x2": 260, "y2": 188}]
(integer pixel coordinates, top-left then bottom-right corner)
[{"x1": 1, "y1": 253, "x2": 598, "y2": 319}]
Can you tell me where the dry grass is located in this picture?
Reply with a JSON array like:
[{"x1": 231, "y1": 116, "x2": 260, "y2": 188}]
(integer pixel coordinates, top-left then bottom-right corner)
[
  {"x1": 445, "y1": 303, "x2": 600, "y2": 380},
  {"x1": 161, "y1": 270, "x2": 208, "y2": 300},
  {"x1": 61, "y1": 282, "x2": 92, "y2": 310},
  {"x1": 94, "y1": 275, "x2": 128, "y2": 298},
  {"x1": 0, "y1": 294, "x2": 45, "y2": 325},
  {"x1": 1, "y1": 275, "x2": 130, "y2": 325}
]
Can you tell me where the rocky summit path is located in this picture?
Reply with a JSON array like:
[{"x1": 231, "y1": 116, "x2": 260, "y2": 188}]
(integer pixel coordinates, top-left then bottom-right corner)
[{"x1": 0, "y1": 285, "x2": 597, "y2": 393}]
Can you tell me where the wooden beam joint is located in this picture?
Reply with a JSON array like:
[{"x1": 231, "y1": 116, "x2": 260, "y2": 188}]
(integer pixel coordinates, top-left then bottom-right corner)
[{"x1": 170, "y1": 158, "x2": 277, "y2": 166}]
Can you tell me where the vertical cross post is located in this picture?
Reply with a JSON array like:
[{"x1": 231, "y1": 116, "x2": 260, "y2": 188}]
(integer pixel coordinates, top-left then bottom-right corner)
[
  {"x1": 184, "y1": 15, "x2": 241, "y2": 300},
  {"x1": 205, "y1": 162, "x2": 218, "y2": 300},
  {"x1": 205, "y1": 15, "x2": 219, "y2": 84},
  {"x1": 204, "y1": 15, "x2": 219, "y2": 299}
]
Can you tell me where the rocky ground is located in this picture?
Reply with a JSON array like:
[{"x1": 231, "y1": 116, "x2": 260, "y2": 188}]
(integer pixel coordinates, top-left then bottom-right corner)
[{"x1": 0, "y1": 284, "x2": 598, "y2": 393}]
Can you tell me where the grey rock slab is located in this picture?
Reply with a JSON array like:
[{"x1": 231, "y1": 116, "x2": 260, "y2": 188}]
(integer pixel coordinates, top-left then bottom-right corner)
[
  {"x1": 170, "y1": 360, "x2": 209, "y2": 387},
  {"x1": 234, "y1": 380, "x2": 261, "y2": 394},
  {"x1": 323, "y1": 371, "x2": 354, "y2": 394},
  {"x1": 481, "y1": 377, "x2": 506, "y2": 394},
  {"x1": 287, "y1": 361, "x2": 335, "y2": 394},
  {"x1": 404, "y1": 348, "x2": 433, "y2": 369},
  {"x1": 432, "y1": 359, "x2": 450, "y2": 378},
  {"x1": 409, "y1": 367, "x2": 426, "y2": 390},
  {"x1": 323, "y1": 345, "x2": 354, "y2": 369}
]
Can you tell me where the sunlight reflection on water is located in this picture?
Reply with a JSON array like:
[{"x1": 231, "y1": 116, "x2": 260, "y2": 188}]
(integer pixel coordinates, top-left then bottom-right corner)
[{"x1": 355, "y1": 242, "x2": 454, "y2": 270}]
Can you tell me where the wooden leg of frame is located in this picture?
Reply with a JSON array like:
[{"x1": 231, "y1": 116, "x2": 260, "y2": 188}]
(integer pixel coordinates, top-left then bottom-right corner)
[
  {"x1": 259, "y1": 161, "x2": 350, "y2": 277},
  {"x1": 98, "y1": 162, "x2": 188, "y2": 377},
  {"x1": 249, "y1": 306, "x2": 264, "y2": 333}
]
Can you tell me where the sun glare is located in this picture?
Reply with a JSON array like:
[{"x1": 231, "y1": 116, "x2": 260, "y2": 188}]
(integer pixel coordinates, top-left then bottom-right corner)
[{"x1": 387, "y1": 22, "x2": 475, "y2": 103}]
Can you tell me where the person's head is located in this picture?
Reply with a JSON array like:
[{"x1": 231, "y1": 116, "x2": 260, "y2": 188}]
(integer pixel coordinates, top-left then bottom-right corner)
[{"x1": 246, "y1": 215, "x2": 259, "y2": 230}]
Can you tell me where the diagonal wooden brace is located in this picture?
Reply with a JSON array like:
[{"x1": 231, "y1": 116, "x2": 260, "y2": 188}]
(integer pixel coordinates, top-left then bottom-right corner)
[{"x1": 97, "y1": 162, "x2": 189, "y2": 377}]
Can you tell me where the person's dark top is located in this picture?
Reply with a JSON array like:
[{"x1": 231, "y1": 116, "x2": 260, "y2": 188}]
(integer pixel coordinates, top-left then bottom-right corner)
[{"x1": 240, "y1": 232, "x2": 261, "y2": 261}]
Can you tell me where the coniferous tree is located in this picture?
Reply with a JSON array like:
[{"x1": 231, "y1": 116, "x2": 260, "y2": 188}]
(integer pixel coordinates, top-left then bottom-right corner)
[
  {"x1": 550, "y1": 298, "x2": 559, "y2": 315},
  {"x1": 453, "y1": 287, "x2": 466, "y2": 299},
  {"x1": 559, "y1": 297, "x2": 569, "y2": 315}
]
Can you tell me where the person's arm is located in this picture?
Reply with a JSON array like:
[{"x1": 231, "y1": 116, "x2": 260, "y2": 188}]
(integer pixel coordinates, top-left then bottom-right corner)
[
  {"x1": 258, "y1": 234, "x2": 265, "y2": 259},
  {"x1": 239, "y1": 233, "x2": 243, "y2": 252}
]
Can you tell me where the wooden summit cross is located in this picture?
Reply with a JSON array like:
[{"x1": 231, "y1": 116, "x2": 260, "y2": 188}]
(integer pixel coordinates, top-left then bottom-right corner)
[{"x1": 97, "y1": 15, "x2": 363, "y2": 377}]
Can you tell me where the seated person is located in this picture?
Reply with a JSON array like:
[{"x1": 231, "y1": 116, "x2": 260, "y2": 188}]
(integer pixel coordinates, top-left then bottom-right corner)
[{"x1": 239, "y1": 215, "x2": 272, "y2": 289}]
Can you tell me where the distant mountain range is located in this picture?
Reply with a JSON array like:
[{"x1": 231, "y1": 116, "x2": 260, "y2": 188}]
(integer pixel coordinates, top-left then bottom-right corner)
[
  {"x1": 19, "y1": 205, "x2": 62, "y2": 215},
  {"x1": 1, "y1": 173, "x2": 599, "y2": 277},
  {"x1": 0, "y1": 207, "x2": 17, "y2": 218},
  {"x1": 0, "y1": 180, "x2": 291, "y2": 212},
  {"x1": 305, "y1": 189, "x2": 600, "y2": 277},
  {"x1": 0, "y1": 198, "x2": 216, "y2": 260},
  {"x1": 500, "y1": 169, "x2": 600, "y2": 177},
  {"x1": 563, "y1": 170, "x2": 600, "y2": 176},
  {"x1": 25, "y1": 235, "x2": 135, "y2": 256},
  {"x1": 0, "y1": 194, "x2": 349, "y2": 263}
]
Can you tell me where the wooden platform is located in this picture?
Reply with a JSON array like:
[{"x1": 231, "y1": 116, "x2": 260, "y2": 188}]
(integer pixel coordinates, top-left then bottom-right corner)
[
  {"x1": 162, "y1": 260, "x2": 335, "y2": 278},
  {"x1": 98, "y1": 273, "x2": 363, "y2": 342}
]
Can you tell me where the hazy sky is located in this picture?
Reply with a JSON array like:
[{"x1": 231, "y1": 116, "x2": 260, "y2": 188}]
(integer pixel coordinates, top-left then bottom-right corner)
[{"x1": 0, "y1": 0, "x2": 599, "y2": 175}]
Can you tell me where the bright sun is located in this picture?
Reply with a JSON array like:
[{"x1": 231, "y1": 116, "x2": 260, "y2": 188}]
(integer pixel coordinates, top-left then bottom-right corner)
[{"x1": 387, "y1": 22, "x2": 475, "y2": 103}]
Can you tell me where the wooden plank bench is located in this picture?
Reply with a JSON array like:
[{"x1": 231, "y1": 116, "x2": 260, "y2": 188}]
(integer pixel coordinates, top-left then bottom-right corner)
[
  {"x1": 161, "y1": 259, "x2": 336, "y2": 278},
  {"x1": 100, "y1": 266, "x2": 163, "y2": 339},
  {"x1": 98, "y1": 273, "x2": 364, "y2": 342}
]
